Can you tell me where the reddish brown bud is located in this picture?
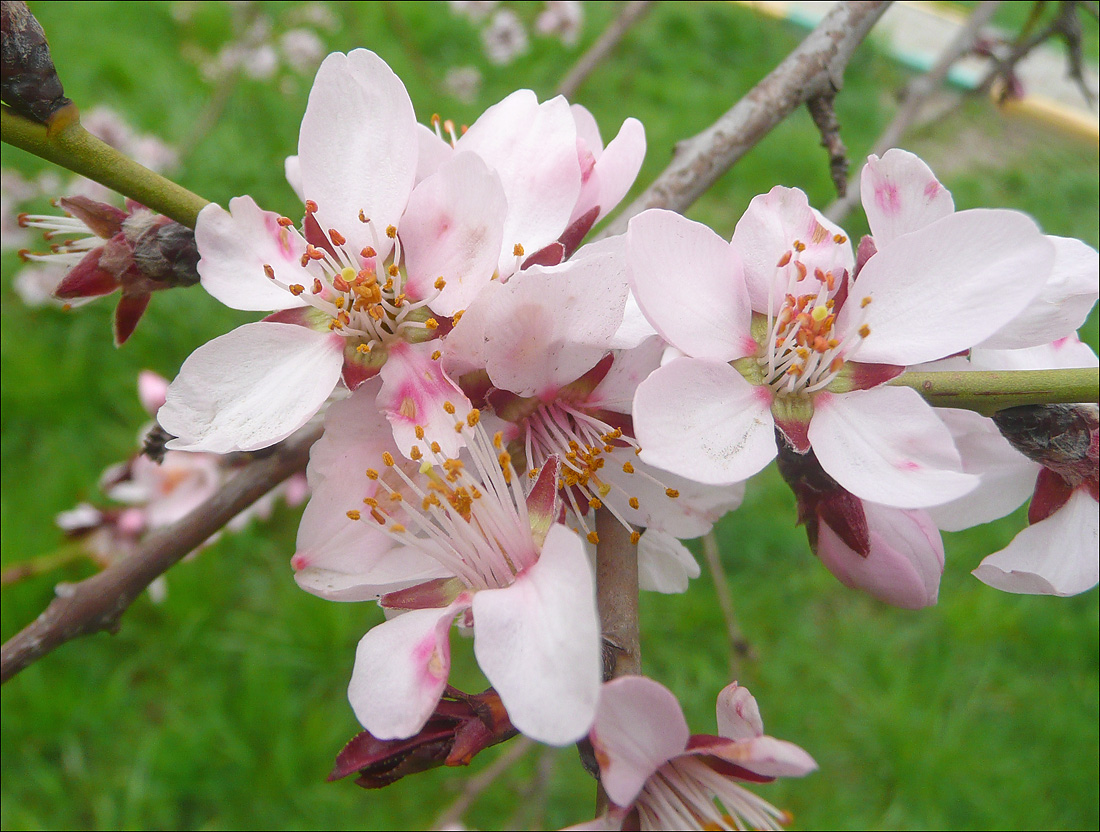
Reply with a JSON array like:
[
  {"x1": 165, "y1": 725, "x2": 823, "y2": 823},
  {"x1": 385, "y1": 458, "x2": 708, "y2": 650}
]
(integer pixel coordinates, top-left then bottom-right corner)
[{"x1": 1, "y1": 0, "x2": 72, "y2": 123}]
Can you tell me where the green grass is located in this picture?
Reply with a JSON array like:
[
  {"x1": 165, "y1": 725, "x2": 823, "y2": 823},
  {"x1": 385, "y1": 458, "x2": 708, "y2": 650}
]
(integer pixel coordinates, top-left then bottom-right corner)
[{"x1": 2, "y1": 2, "x2": 1097, "y2": 830}]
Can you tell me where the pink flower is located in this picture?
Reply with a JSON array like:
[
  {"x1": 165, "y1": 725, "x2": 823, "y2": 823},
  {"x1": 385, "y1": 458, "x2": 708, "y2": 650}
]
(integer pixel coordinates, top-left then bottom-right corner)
[
  {"x1": 161, "y1": 49, "x2": 512, "y2": 455},
  {"x1": 574, "y1": 676, "x2": 816, "y2": 830},
  {"x1": 629, "y1": 151, "x2": 1057, "y2": 509}
]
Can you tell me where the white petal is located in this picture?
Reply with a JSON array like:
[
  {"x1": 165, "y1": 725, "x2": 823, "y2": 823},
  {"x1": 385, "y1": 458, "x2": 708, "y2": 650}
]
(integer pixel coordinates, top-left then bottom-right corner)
[
  {"x1": 860, "y1": 149, "x2": 954, "y2": 246},
  {"x1": 637, "y1": 530, "x2": 700, "y2": 594},
  {"x1": 576, "y1": 117, "x2": 646, "y2": 225},
  {"x1": 808, "y1": 386, "x2": 978, "y2": 509},
  {"x1": 715, "y1": 683, "x2": 764, "y2": 740},
  {"x1": 926, "y1": 408, "x2": 1039, "y2": 532},
  {"x1": 284, "y1": 155, "x2": 304, "y2": 201},
  {"x1": 472, "y1": 524, "x2": 601, "y2": 745},
  {"x1": 298, "y1": 50, "x2": 418, "y2": 255},
  {"x1": 400, "y1": 152, "x2": 507, "y2": 315},
  {"x1": 842, "y1": 209, "x2": 1053, "y2": 364},
  {"x1": 979, "y1": 236, "x2": 1100, "y2": 349},
  {"x1": 973, "y1": 488, "x2": 1099, "y2": 596},
  {"x1": 348, "y1": 602, "x2": 465, "y2": 740},
  {"x1": 160, "y1": 322, "x2": 344, "y2": 453},
  {"x1": 633, "y1": 359, "x2": 777, "y2": 486},
  {"x1": 592, "y1": 675, "x2": 689, "y2": 807},
  {"x1": 196, "y1": 198, "x2": 308, "y2": 311},
  {"x1": 627, "y1": 210, "x2": 754, "y2": 362},
  {"x1": 415, "y1": 122, "x2": 454, "y2": 185}
]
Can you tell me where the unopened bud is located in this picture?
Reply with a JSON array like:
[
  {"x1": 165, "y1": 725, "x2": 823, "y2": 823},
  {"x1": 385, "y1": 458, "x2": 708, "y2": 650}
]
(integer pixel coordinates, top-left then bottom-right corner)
[
  {"x1": 992, "y1": 403, "x2": 1099, "y2": 488},
  {"x1": 1, "y1": 0, "x2": 72, "y2": 123}
]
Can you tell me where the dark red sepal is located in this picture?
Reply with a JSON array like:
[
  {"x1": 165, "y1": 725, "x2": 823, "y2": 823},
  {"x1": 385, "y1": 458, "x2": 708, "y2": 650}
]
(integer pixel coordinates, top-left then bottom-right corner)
[
  {"x1": 113, "y1": 291, "x2": 151, "y2": 345},
  {"x1": 58, "y1": 196, "x2": 126, "y2": 238},
  {"x1": 843, "y1": 361, "x2": 905, "y2": 391},
  {"x1": 853, "y1": 234, "x2": 877, "y2": 279},
  {"x1": 522, "y1": 241, "x2": 565, "y2": 269},
  {"x1": 303, "y1": 210, "x2": 339, "y2": 260},
  {"x1": 560, "y1": 205, "x2": 600, "y2": 260},
  {"x1": 54, "y1": 248, "x2": 119, "y2": 298},
  {"x1": 1028, "y1": 467, "x2": 1074, "y2": 524}
]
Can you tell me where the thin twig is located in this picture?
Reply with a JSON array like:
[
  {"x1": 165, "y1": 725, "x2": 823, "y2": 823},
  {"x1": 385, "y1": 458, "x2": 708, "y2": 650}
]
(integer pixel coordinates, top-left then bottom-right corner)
[
  {"x1": 806, "y1": 92, "x2": 849, "y2": 197},
  {"x1": 555, "y1": 0, "x2": 656, "y2": 99},
  {"x1": 701, "y1": 531, "x2": 755, "y2": 682},
  {"x1": 825, "y1": 1, "x2": 1004, "y2": 223},
  {"x1": 0, "y1": 426, "x2": 320, "y2": 684},
  {"x1": 431, "y1": 735, "x2": 535, "y2": 831},
  {"x1": 1, "y1": 542, "x2": 89, "y2": 588},
  {"x1": 599, "y1": 0, "x2": 891, "y2": 237}
]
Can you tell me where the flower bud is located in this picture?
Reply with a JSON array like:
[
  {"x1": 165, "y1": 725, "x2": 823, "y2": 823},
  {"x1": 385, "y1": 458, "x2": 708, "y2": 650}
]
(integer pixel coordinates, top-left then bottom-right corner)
[{"x1": 1, "y1": 0, "x2": 72, "y2": 123}]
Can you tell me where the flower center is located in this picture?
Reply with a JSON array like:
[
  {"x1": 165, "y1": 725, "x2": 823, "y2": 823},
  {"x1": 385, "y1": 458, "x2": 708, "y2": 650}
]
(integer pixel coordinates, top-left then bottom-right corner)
[
  {"x1": 264, "y1": 201, "x2": 443, "y2": 354},
  {"x1": 758, "y1": 235, "x2": 870, "y2": 398},
  {"x1": 522, "y1": 402, "x2": 678, "y2": 545},
  {"x1": 347, "y1": 409, "x2": 538, "y2": 591}
]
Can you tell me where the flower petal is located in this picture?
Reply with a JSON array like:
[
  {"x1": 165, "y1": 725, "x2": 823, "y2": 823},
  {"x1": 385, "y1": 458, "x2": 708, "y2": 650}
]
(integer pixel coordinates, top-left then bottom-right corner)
[
  {"x1": 841, "y1": 209, "x2": 1053, "y2": 364},
  {"x1": 160, "y1": 322, "x2": 344, "y2": 453},
  {"x1": 348, "y1": 600, "x2": 467, "y2": 740},
  {"x1": 472, "y1": 524, "x2": 601, "y2": 745},
  {"x1": 298, "y1": 50, "x2": 417, "y2": 255},
  {"x1": 972, "y1": 488, "x2": 1099, "y2": 596},
  {"x1": 715, "y1": 683, "x2": 764, "y2": 740},
  {"x1": 591, "y1": 675, "x2": 690, "y2": 807},
  {"x1": 400, "y1": 152, "x2": 507, "y2": 315},
  {"x1": 808, "y1": 386, "x2": 978, "y2": 509},
  {"x1": 627, "y1": 210, "x2": 754, "y2": 361},
  {"x1": 196, "y1": 198, "x2": 308, "y2": 311},
  {"x1": 979, "y1": 236, "x2": 1100, "y2": 349},
  {"x1": 860, "y1": 149, "x2": 954, "y2": 246},
  {"x1": 633, "y1": 358, "x2": 777, "y2": 485},
  {"x1": 458, "y1": 90, "x2": 581, "y2": 276},
  {"x1": 636, "y1": 530, "x2": 701, "y2": 594},
  {"x1": 573, "y1": 117, "x2": 646, "y2": 225},
  {"x1": 817, "y1": 500, "x2": 944, "y2": 608}
]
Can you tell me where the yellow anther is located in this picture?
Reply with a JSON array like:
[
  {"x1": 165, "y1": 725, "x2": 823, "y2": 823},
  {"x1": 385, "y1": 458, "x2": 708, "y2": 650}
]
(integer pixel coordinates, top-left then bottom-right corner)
[
  {"x1": 415, "y1": 425, "x2": 425, "y2": 440},
  {"x1": 443, "y1": 401, "x2": 456, "y2": 415},
  {"x1": 861, "y1": 296, "x2": 872, "y2": 308},
  {"x1": 665, "y1": 488, "x2": 680, "y2": 499},
  {"x1": 434, "y1": 277, "x2": 446, "y2": 290},
  {"x1": 629, "y1": 497, "x2": 640, "y2": 509},
  {"x1": 630, "y1": 531, "x2": 641, "y2": 545},
  {"x1": 410, "y1": 447, "x2": 423, "y2": 460},
  {"x1": 334, "y1": 297, "x2": 345, "y2": 309},
  {"x1": 390, "y1": 492, "x2": 403, "y2": 502},
  {"x1": 386, "y1": 225, "x2": 398, "y2": 239},
  {"x1": 388, "y1": 264, "x2": 399, "y2": 277},
  {"x1": 467, "y1": 410, "x2": 481, "y2": 427},
  {"x1": 431, "y1": 350, "x2": 442, "y2": 360},
  {"x1": 493, "y1": 431, "x2": 504, "y2": 449},
  {"x1": 512, "y1": 243, "x2": 525, "y2": 257},
  {"x1": 289, "y1": 284, "x2": 305, "y2": 295},
  {"x1": 366, "y1": 468, "x2": 379, "y2": 480},
  {"x1": 356, "y1": 343, "x2": 371, "y2": 354},
  {"x1": 793, "y1": 240, "x2": 806, "y2": 252},
  {"x1": 382, "y1": 452, "x2": 395, "y2": 466},
  {"x1": 391, "y1": 523, "x2": 406, "y2": 533},
  {"x1": 452, "y1": 310, "x2": 464, "y2": 325},
  {"x1": 363, "y1": 497, "x2": 378, "y2": 507},
  {"x1": 833, "y1": 233, "x2": 847, "y2": 244},
  {"x1": 859, "y1": 324, "x2": 871, "y2": 338},
  {"x1": 431, "y1": 442, "x2": 441, "y2": 454},
  {"x1": 346, "y1": 510, "x2": 361, "y2": 520},
  {"x1": 598, "y1": 483, "x2": 611, "y2": 497},
  {"x1": 425, "y1": 318, "x2": 439, "y2": 329},
  {"x1": 264, "y1": 264, "x2": 275, "y2": 278},
  {"x1": 622, "y1": 461, "x2": 635, "y2": 474},
  {"x1": 587, "y1": 531, "x2": 600, "y2": 545},
  {"x1": 528, "y1": 468, "x2": 540, "y2": 479},
  {"x1": 589, "y1": 497, "x2": 602, "y2": 509}
]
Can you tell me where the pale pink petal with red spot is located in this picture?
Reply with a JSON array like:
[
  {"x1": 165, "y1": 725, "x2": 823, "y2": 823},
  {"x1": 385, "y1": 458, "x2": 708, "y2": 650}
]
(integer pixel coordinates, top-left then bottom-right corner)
[
  {"x1": 715, "y1": 683, "x2": 764, "y2": 740},
  {"x1": 808, "y1": 387, "x2": 977, "y2": 509},
  {"x1": 400, "y1": 152, "x2": 506, "y2": 315},
  {"x1": 633, "y1": 358, "x2": 777, "y2": 486},
  {"x1": 860, "y1": 149, "x2": 954, "y2": 246},
  {"x1": 591, "y1": 675, "x2": 690, "y2": 807},
  {"x1": 196, "y1": 199, "x2": 308, "y2": 311},
  {"x1": 627, "y1": 210, "x2": 754, "y2": 362},
  {"x1": 160, "y1": 322, "x2": 344, "y2": 453},
  {"x1": 348, "y1": 599, "x2": 469, "y2": 740},
  {"x1": 972, "y1": 488, "x2": 1099, "y2": 596},
  {"x1": 572, "y1": 117, "x2": 645, "y2": 225},
  {"x1": 472, "y1": 524, "x2": 601, "y2": 745},
  {"x1": 839, "y1": 209, "x2": 1052, "y2": 365},
  {"x1": 297, "y1": 50, "x2": 418, "y2": 257}
]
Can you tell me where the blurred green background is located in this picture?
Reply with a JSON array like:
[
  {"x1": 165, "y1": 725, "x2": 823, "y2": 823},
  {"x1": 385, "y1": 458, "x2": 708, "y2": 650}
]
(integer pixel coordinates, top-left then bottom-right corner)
[{"x1": 2, "y1": 2, "x2": 1097, "y2": 829}]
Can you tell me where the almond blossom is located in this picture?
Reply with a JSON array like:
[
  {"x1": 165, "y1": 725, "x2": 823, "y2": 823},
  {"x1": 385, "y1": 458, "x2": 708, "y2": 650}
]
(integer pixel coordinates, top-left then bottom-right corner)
[
  {"x1": 573, "y1": 676, "x2": 816, "y2": 831},
  {"x1": 629, "y1": 150, "x2": 1057, "y2": 510},
  {"x1": 328, "y1": 405, "x2": 601, "y2": 746}
]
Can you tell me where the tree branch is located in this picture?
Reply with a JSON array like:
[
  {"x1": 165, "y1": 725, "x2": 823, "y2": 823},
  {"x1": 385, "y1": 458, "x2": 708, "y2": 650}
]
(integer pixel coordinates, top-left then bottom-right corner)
[
  {"x1": 600, "y1": 0, "x2": 891, "y2": 237},
  {"x1": 889, "y1": 368, "x2": 1099, "y2": 417},
  {"x1": 701, "y1": 531, "x2": 755, "y2": 681},
  {"x1": 595, "y1": 511, "x2": 641, "y2": 681},
  {"x1": 555, "y1": 0, "x2": 655, "y2": 99},
  {"x1": 825, "y1": 1, "x2": 1004, "y2": 223},
  {"x1": 0, "y1": 426, "x2": 320, "y2": 684}
]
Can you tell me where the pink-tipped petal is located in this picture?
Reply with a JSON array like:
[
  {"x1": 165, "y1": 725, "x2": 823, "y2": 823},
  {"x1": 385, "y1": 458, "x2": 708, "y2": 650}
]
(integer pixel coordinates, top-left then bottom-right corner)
[
  {"x1": 196, "y1": 198, "x2": 308, "y2": 311},
  {"x1": 137, "y1": 370, "x2": 170, "y2": 415},
  {"x1": 817, "y1": 500, "x2": 945, "y2": 609},
  {"x1": 841, "y1": 209, "x2": 1053, "y2": 364},
  {"x1": 715, "y1": 683, "x2": 764, "y2": 740},
  {"x1": 160, "y1": 322, "x2": 343, "y2": 453},
  {"x1": 415, "y1": 122, "x2": 454, "y2": 184},
  {"x1": 400, "y1": 152, "x2": 507, "y2": 314},
  {"x1": 633, "y1": 359, "x2": 777, "y2": 486},
  {"x1": 298, "y1": 50, "x2": 418, "y2": 255},
  {"x1": 627, "y1": 210, "x2": 754, "y2": 361},
  {"x1": 979, "y1": 236, "x2": 1100, "y2": 349},
  {"x1": 860, "y1": 149, "x2": 954, "y2": 246},
  {"x1": 972, "y1": 488, "x2": 1099, "y2": 596},
  {"x1": 591, "y1": 675, "x2": 690, "y2": 807},
  {"x1": 472, "y1": 524, "x2": 601, "y2": 745},
  {"x1": 692, "y1": 734, "x2": 819, "y2": 779},
  {"x1": 377, "y1": 341, "x2": 472, "y2": 460},
  {"x1": 348, "y1": 601, "x2": 467, "y2": 740},
  {"x1": 458, "y1": 91, "x2": 581, "y2": 276},
  {"x1": 809, "y1": 387, "x2": 978, "y2": 509},
  {"x1": 574, "y1": 117, "x2": 646, "y2": 225}
]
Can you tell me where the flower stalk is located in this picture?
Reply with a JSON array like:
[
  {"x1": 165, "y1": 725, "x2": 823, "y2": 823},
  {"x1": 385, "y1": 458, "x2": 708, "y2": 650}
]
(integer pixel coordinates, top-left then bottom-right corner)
[
  {"x1": 889, "y1": 368, "x2": 1099, "y2": 416},
  {"x1": 1, "y1": 104, "x2": 209, "y2": 228}
]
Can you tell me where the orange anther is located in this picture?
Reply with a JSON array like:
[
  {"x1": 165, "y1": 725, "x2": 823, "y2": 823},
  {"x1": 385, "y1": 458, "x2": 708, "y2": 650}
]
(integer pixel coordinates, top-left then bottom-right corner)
[{"x1": 329, "y1": 229, "x2": 346, "y2": 246}]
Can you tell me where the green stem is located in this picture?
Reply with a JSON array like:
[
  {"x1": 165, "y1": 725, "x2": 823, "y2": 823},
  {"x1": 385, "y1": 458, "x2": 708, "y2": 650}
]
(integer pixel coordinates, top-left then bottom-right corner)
[
  {"x1": 1, "y1": 104, "x2": 209, "y2": 228},
  {"x1": 1, "y1": 542, "x2": 90, "y2": 588},
  {"x1": 888, "y1": 368, "x2": 1099, "y2": 416}
]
